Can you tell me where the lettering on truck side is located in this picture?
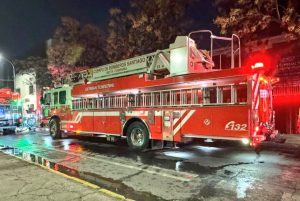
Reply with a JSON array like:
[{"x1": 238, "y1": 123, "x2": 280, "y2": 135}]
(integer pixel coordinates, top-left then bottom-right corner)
[
  {"x1": 85, "y1": 84, "x2": 115, "y2": 92},
  {"x1": 225, "y1": 121, "x2": 247, "y2": 131}
]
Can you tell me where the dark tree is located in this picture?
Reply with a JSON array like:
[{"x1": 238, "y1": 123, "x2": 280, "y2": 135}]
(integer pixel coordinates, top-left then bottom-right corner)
[
  {"x1": 106, "y1": 0, "x2": 194, "y2": 62},
  {"x1": 47, "y1": 17, "x2": 106, "y2": 76},
  {"x1": 214, "y1": 0, "x2": 300, "y2": 41},
  {"x1": 80, "y1": 24, "x2": 107, "y2": 66},
  {"x1": 47, "y1": 16, "x2": 82, "y2": 67},
  {"x1": 106, "y1": 8, "x2": 131, "y2": 62}
]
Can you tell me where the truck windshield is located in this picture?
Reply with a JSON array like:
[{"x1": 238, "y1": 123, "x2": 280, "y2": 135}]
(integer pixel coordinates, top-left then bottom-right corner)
[
  {"x1": 44, "y1": 93, "x2": 51, "y2": 105},
  {"x1": 54, "y1": 92, "x2": 58, "y2": 105},
  {"x1": 59, "y1": 91, "x2": 66, "y2": 104}
]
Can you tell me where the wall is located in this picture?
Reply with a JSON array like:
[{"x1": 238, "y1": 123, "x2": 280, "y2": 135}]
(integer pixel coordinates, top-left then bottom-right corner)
[{"x1": 15, "y1": 72, "x2": 37, "y2": 115}]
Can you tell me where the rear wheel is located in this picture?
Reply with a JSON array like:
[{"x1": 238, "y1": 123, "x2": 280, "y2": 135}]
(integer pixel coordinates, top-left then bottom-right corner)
[
  {"x1": 49, "y1": 119, "x2": 61, "y2": 139},
  {"x1": 126, "y1": 121, "x2": 149, "y2": 150}
]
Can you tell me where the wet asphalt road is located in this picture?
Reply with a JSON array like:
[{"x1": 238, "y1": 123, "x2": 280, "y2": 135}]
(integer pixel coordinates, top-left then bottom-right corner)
[{"x1": 1, "y1": 132, "x2": 300, "y2": 201}]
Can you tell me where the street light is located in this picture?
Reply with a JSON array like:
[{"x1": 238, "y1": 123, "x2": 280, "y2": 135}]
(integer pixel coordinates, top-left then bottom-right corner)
[
  {"x1": 0, "y1": 54, "x2": 17, "y2": 126},
  {"x1": 0, "y1": 53, "x2": 16, "y2": 91}
]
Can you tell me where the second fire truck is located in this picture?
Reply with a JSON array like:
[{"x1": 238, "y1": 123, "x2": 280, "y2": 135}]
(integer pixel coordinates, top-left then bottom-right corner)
[
  {"x1": 42, "y1": 30, "x2": 277, "y2": 150},
  {"x1": 0, "y1": 88, "x2": 21, "y2": 132}
]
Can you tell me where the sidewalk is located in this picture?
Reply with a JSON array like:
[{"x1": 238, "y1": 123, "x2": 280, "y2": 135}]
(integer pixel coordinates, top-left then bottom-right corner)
[
  {"x1": 0, "y1": 152, "x2": 118, "y2": 201},
  {"x1": 262, "y1": 134, "x2": 300, "y2": 150}
]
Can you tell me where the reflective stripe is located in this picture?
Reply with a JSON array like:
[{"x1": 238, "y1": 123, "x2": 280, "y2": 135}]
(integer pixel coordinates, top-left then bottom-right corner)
[
  {"x1": 173, "y1": 110, "x2": 186, "y2": 127},
  {"x1": 252, "y1": 73, "x2": 260, "y2": 110},
  {"x1": 173, "y1": 110, "x2": 195, "y2": 136}
]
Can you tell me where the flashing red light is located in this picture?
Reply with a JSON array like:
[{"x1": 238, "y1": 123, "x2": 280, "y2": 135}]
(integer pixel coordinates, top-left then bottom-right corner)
[
  {"x1": 259, "y1": 77, "x2": 269, "y2": 84},
  {"x1": 271, "y1": 77, "x2": 280, "y2": 84},
  {"x1": 246, "y1": 52, "x2": 272, "y2": 73},
  {"x1": 255, "y1": 126, "x2": 260, "y2": 132},
  {"x1": 251, "y1": 62, "x2": 264, "y2": 69},
  {"x1": 18, "y1": 118, "x2": 23, "y2": 123}
]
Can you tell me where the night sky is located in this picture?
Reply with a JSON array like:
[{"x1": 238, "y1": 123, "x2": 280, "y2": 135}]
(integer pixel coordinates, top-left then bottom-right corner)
[
  {"x1": 0, "y1": 0, "x2": 217, "y2": 84},
  {"x1": 0, "y1": 0, "x2": 129, "y2": 59}
]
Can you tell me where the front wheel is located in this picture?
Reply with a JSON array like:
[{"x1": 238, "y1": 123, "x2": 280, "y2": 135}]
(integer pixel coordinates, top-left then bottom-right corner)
[
  {"x1": 126, "y1": 121, "x2": 149, "y2": 151},
  {"x1": 49, "y1": 119, "x2": 61, "y2": 139}
]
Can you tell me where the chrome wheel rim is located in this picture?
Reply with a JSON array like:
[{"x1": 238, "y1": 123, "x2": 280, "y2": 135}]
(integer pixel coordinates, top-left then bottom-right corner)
[{"x1": 130, "y1": 128, "x2": 144, "y2": 146}]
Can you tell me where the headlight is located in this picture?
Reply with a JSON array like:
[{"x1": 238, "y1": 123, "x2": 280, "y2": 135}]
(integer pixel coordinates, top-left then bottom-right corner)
[{"x1": 241, "y1": 138, "x2": 250, "y2": 145}]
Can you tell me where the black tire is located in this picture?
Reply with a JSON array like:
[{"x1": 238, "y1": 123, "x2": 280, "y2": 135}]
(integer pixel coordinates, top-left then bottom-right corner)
[
  {"x1": 126, "y1": 121, "x2": 149, "y2": 150},
  {"x1": 49, "y1": 118, "x2": 61, "y2": 139}
]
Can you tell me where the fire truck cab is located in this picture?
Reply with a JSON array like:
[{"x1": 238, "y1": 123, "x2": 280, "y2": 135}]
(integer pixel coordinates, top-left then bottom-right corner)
[
  {"x1": 42, "y1": 30, "x2": 277, "y2": 150},
  {"x1": 41, "y1": 85, "x2": 72, "y2": 126}
]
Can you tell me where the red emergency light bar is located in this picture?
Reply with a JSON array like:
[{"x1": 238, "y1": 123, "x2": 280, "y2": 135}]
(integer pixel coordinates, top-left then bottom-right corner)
[
  {"x1": 0, "y1": 88, "x2": 12, "y2": 98},
  {"x1": 251, "y1": 62, "x2": 264, "y2": 69}
]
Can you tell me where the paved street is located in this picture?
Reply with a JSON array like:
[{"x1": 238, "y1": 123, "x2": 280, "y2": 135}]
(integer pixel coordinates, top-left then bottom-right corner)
[
  {"x1": 0, "y1": 151, "x2": 119, "y2": 201},
  {"x1": 1, "y1": 132, "x2": 300, "y2": 201}
]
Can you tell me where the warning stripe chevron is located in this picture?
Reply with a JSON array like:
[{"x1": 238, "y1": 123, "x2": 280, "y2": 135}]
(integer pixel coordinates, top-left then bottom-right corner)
[
  {"x1": 173, "y1": 110, "x2": 188, "y2": 129},
  {"x1": 252, "y1": 73, "x2": 260, "y2": 110},
  {"x1": 173, "y1": 110, "x2": 195, "y2": 136}
]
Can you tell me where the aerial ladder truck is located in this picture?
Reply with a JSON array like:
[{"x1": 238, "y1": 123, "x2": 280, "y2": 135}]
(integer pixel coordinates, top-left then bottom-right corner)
[{"x1": 41, "y1": 30, "x2": 277, "y2": 150}]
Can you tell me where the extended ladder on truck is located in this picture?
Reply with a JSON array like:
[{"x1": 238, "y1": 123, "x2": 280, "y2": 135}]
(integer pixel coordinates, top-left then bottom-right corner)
[{"x1": 67, "y1": 30, "x2": 240, "y2": 85}]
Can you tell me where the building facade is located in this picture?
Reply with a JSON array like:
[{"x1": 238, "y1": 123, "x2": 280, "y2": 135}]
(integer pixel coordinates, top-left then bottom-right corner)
[
  {"x1": 15, "y1": 72, "x2": 39, "y2": 116},
  {"x1": 273, "y1": 55, "x2": 300, "y2": 134}
]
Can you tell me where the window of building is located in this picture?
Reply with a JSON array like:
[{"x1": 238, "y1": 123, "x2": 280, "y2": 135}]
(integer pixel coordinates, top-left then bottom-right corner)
[
  {"x1": 16, "y1": 88, "x2": 21, "y2": 95},
  {"x1": 29, "y1": 85, "x2": 34, "y2": 95},
  {"x1": 27, "y1": 104, "x2": 35, "y2": 113}
]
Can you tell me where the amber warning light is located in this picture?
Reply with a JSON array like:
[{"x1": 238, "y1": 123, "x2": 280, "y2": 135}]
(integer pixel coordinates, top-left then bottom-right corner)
[{"x1": 251, "y1": 62, "x2": 264, "y2": 69}]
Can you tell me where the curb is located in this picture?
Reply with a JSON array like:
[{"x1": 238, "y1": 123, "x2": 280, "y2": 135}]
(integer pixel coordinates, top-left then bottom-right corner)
[{"x1": 0, "y1": 146, "x2": 134, "y2": 201}]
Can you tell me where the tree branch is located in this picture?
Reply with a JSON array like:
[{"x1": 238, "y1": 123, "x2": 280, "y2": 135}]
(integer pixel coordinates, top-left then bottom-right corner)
[{"x1": 275, "y1": 0, "x2": 281, "y2": 19}]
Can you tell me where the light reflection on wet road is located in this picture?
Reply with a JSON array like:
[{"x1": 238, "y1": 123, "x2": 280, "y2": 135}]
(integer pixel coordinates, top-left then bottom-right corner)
[{"x1": 1, "y1": 132, "x2": 300, "y2": 200}]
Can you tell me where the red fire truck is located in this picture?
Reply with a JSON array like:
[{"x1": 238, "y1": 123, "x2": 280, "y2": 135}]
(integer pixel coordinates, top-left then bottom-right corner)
[
  {"x1": 0, "y1": 88, "x2": 21, "y2": 132},
  {"x1": 42, "y1": 30, "x2": 277, "y2": 150}
]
